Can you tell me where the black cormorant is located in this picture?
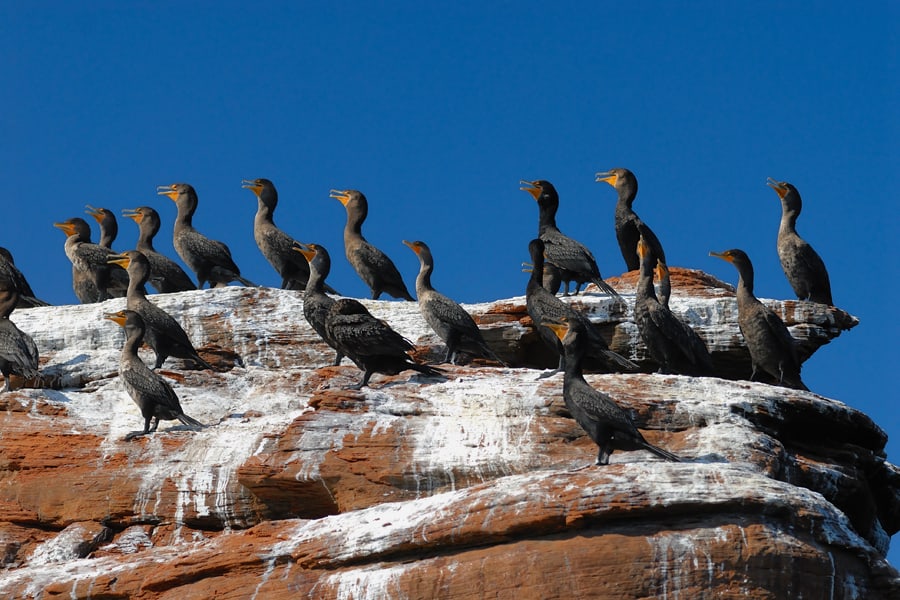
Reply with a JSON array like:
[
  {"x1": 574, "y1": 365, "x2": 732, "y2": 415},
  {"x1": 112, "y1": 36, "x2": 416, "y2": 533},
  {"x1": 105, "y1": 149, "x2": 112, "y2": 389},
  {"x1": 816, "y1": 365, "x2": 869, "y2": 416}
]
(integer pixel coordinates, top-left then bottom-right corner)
[
  {"x1": 53, "y1": 217, "x2": 127, "y2": 302},
  {"x1": 108, "y1": 250, "x2": 215, "y2": 371},
  {"x1": 543, "y1": 316, "x2": 681, "y2": 465},
  {"x1": 324, "y1": 297, "x2": 443, "y2": 389},
  {"x1": 403, "y1": 240, "x2": 506, "y2": 366},
  {"x1": 520, "y1": 179, "x2": 620, "y2": 298},
  {"x1": 526, "y1": 239, "x2": 637, "y2": 378},
  {"x1": 710, "y1": 248, "x2": 807, "y2": 390},
  {"x1": 767, "y1": 178, "x2": 833, "y2": 305},
  {"x1": 157, "y1": 183, "x2": 256, "y2": 288},
  {"x1": 122, "y1": 206, "x2": 197, "y2": 293},
  {"x1": 292, "y1": 242, "x2": 346, "y2": 366},
  {"x1": 0, "y1": 248, "x2": 49, "y2": 308},
  {"x1": 330, "y1": 189, "x2": 414, "y2": 301},
  {"x1": 596, "y1": 168, "x2": 666, "y2": 272},
  {"x1": 634, "y1": 236, "x2": 713, "y2": 376},
  {"x1": 0, "y1": 277, "x2": 40, "y2": 392},
  {"x1": 104, "y1": 309, "x2": 203, "y2": 440}
]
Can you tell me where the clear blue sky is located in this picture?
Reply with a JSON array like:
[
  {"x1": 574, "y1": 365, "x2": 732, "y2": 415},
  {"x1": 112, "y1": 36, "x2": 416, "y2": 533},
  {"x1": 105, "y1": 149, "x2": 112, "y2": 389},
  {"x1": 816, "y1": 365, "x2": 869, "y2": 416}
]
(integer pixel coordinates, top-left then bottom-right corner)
[{"x1": 4, "y1": 2, "x2": 898, "y2": 563}]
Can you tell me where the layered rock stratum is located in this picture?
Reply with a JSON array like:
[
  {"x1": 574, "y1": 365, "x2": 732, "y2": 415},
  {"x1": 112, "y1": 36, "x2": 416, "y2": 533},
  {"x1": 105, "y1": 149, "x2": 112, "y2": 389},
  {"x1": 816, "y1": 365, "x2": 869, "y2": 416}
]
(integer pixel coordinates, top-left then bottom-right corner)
[{"x1": 0, "y1": 268, "x2": 896, "y2": 599}]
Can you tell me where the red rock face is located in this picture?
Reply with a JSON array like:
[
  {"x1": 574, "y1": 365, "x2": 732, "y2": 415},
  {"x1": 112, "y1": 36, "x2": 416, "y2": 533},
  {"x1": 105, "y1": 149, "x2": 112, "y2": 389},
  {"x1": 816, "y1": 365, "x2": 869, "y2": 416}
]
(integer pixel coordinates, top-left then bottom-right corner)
[{"x1": 0, "y1": 280, "x2": 894, "y2": 599}]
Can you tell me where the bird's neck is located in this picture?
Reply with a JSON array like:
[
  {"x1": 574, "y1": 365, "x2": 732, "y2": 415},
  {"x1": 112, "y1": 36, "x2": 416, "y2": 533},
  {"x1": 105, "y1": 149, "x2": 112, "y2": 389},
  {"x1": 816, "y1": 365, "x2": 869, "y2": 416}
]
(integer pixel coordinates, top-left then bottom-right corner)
[
  {"x1": 537, "y1": 205, "x2": 558, "y2": 234},
  {"x1": 123, "y1": 330, "x2": 144, "y2": 357},
  {"x1": 416, "y1": 261, "x2": 434, "y2": 293},
  {"x1": 779, "y1": 209, "x2": 799, "y2": 235},
  {"x1": 736, "y1": 267, "x2": 755, "y2": 301},
  {"x1": 636, "y1": 259, "x2": 658, "y2": 301},
  {"x1": 126, "y1": 270, "x2": 150, "y2": 298},
  {"x1": 256, "y1": 200, "x2": 275, "y2": 225}
]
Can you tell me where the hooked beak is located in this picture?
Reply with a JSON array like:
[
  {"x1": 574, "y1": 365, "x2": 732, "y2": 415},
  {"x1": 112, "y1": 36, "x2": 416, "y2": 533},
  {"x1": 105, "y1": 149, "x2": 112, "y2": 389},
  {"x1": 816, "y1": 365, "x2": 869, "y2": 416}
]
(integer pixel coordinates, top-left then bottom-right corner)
[
  {"x1": 157, "y1": 185, "x2": 178, "y2": 201},
  {"x1": 329, "y1": 189, "x2": 351, "y2": 205},
  {"x1": 766, "y1": 177, "x2": 788, "y2": 199},
  {"x1": 103, "y1": 310, "x2": 128, "y2": 327},
  {"x1": 122, "y1": 208, "x2": 142, "y2": 223},
  {"x1": 242, "y1": 179, "x2": 263, "y2": 197},
  {"x1": 107, "y1": 254, "x2": 131, "y2": 269},
  {"x1": 292, "y1": 242, "x2": 316, "y2": 262},
  {"x1": 519, "y1": 180, "x2": 541, "y2": 201},
  {"x1": 595, "y1": 171, "x2": 617, "y2": 186}
]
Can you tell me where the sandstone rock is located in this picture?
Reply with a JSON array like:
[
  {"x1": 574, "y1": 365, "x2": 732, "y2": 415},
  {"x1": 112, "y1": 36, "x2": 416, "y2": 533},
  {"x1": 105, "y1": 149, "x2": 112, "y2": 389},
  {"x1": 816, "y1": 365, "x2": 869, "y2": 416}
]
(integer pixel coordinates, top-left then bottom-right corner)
[{"x1": 0, "y1": 275, "x2": 893, "y2": 599}]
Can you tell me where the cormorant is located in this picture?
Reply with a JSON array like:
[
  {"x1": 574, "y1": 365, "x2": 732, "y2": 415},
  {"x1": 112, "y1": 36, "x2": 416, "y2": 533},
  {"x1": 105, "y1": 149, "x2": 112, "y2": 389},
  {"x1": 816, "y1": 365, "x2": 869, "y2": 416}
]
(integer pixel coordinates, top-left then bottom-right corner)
[
  {"x1": 526, "y1": 239, "x2": 638, "y2": 378},
  {"x1": 122, "y1": 206, "x2": 197, "y2": 293},
  {"x1": 104, "y1": 309, "x2": 203, "y2": 440},
  {"x1": 292, "y1": 242, "x2": 345, "y2": 366},
  {"x1": 107, "y1": 250, "x2": 215, "y2": 371},
  {"x1": 243, "y1": 178, "x2": 338, "y2": 293},
  {"x1": 767, "y1": 178, "x2": 833, "y2": 305},
  {"x1": 520, "y1": 180, "x2": 620, "y2": 298},
  {"x1": 710, "y1": 248, "x2": 807, "y2": 390},
  {"x1": 596, "y1": 168, "x2": 667, "y2": 272},
  {"x1": 655, "y1": 259, "x2": 671, "y2": 309},
  {"x1": 634, "y1": 236, "x2": 713, "y2": 376},
  {"x1": 85, "y1": 205, "x2": 119, "y2": 249},
  {"x1": 324, "y1": 297, "x2": 444, "y2": 389},
  {"x1": 157, "y1": 183, "x2": 256, "y2": 288},
  {"x1": 403, "y1": 240, "x2": 506, "y2": 366},
  {"x1": 0, "y1": 277, "x2": 40, "y2": 392},
  {"x1": 0, "y1": 247, "x2": 49, "y2": 308},
  {"x1": 53, "y1": 217, "x2": 128, "y2": 302},
  {"x1": 330, "y1": 189, "x2": 414, "y2": 301},
  {"x1": 543, "y1": 316, "x2": 681, "y2": 465}
]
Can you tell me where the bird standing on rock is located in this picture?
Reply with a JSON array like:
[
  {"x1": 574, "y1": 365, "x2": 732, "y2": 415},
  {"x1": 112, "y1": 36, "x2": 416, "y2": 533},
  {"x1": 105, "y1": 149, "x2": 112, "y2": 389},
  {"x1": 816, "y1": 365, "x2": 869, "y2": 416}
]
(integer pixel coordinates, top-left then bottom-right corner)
[
  {"x1": 0, "y1": 277, "x2": 40, "y2": 393},
  {"x1": 53, "y1": 217, "x2": 127, "y2": 303},
  {"x1": 324, "y1": 297, "x2": 443, "y2": 389},
  {"x1": 767, "y1": 178, "x2": 833, "y2": 305},
  {"x1": 0, "y1": 247, "x2": 49, "y2": 308},
  {"x1": 107, "y1": 250, "x2": 215, "y2": 371},
  {"x1": 104, "y1": 309, "x2": 203, "y2": 441},
  {"x1": 595, "y1": 168, "x2": 666, "y2": 272},
  {"x1": 331, "y1": 189, "x2": 414, "y2": 301},
  {"x1": 292, "y1": 242, "x2": 346, "y2": 367},
  {"x1": 543, "y1": 316, "x2": 682, "y2": 465},
  {"x1": 157, "y1": 183, "x2": 256, "y2": 289},
  {"x1": 520, "y1": 179, "x2": 620, "y2": 298},
  {"x1": 243, "y1": 178, "x2": 337, "y2": 293},
  {"x1": 403, "y1": 239, "x2": 506, "y2": 366},
  {"x1": 710, "y1": 248, "x2": 807, "y2": 390},
  {"x1": 122, "y1": 206, "x2": 196, "y2": 293}
]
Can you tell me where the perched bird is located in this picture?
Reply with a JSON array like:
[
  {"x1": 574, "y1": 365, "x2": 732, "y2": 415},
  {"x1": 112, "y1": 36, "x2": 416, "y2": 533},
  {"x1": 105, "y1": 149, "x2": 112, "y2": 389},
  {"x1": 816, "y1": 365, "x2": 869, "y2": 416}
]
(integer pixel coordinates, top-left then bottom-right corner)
[
  {"x1": 543, "y1": 316, "x2": 682, "y2": 465},
  {"x1": 108, "y1": 250, "x2": 215, "y2": 371},
  {"x1": 324, "y1": 297, "x2": 443, "y2": 389},
  {"x1": 0, "y1": 247, "x2": 49, "y2": 308},
  {"x1": 292, "y1": 242, "x2": 345, "y2": 366},
  {"x1": 520, "y1": 179, "x2": 620, "y2": 298},
  {"x1": 104, "y1": 309, "x2": 203, "y2": 440},
  {"x1": 53, "y1": 217, "x2": 128, "y2": 303},
  {"x1": 596, "y1": 168, "x2": 666, "y2": 272},
  {"x1": 0, "y1": 277, "x2": 40, "y2": 392},
  {"x1": 122, "y1": 206, "x2": 197, "y2": 293},
  {"x1": 157, "y1": 183, "x2": 256, "y2": 288},
  {"x1": 243, "y1": 178, "x2": 337, "y2": 293},
  {"x1": 85, "y1": 205, "x2": 119, "y2": 249},
  {"x1": 526, "y1": 239, "x2": 638, "y2": 378},
  {"x1": 767, "y1": 178, "x2": 833, "y2": 305},
  {"x1": 330, "y1": 189, "x2": 414, "y2": 301},
  {"x1": 710, "y1": 248, "x2": 807, "y2": 390},
  {"x1": 634, "y1": 235, "x2": 714, "y2": 376},
  {"x1": 403, "y1": 240, "x2": 506, "y2": 366}
]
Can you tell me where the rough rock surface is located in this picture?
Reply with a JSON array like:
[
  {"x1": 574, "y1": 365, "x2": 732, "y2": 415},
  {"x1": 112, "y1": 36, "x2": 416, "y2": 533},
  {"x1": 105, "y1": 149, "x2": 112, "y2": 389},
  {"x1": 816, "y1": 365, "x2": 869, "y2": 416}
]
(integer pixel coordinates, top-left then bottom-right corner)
[{"x1": 0, "y1": 270, "x2": 895, "y2": 599}]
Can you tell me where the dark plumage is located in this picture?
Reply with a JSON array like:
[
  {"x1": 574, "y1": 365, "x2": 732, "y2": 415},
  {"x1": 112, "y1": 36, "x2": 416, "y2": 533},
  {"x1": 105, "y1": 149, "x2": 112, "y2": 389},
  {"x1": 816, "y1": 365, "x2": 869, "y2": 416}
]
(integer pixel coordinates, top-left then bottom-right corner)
[
  {"x1": 0, "y1": 278, "x2": 40, "y2": 392},
  {"x1": 544, "y1": 317, "x2": 681, "y2": 465},
  {"x1": 634, "y1": 236, "x2": 714, "y2": 376},
  {"x1": 108, "y1": 251, "x2": 214, "y2": 371},
  {"x1": 403, "y1": 240, "x2": 506, "y2": 366},
  {"x1": 655, "y1": 259, "x2": 671, "y2": 309},
  {"x1": 526, "y1": 239, "x2": 638, "y2": 378},
  {"x1": 331, "y1": 189, "x2": 414, "y2": 301},
  {"x1": 292, "y1": 242, "x2": 345, "y2": 366},
  {"x1": 122, "y1": 206, "x2": 197, "y2": 293},
  {"x1": 596, "y1": 168, "x2": 666, "y2": 272},
  {"x1": 324, "y1": 297, "x2": 444, "y2": 389},
  {"x1": 767, "y1": 178, "x2": 833, "y2": 305},
  {"x1": 520, "y1": 180, "x2": 620, "y2": 298},
  {"x1": 243, "y1": 178, "x2": 339, "y2": 293},
  {"x1": 53, "y1": 217, "x2": 128, "y2": 303},
  {"x1": 157, "y1": 183, "x2": 256, "y2": 288},
  {"x1": 104, "y1": 310, "x2": 203, "y2": 440},
  {"x1": 85, "y1": 205, "x2": 119, "y2": 249},
  {"x1": 0, "y1": 247, "x2": 49, "y2": 308},
  {"x1": 710, "y1": 249, "x2": 807, "y2": 390}
]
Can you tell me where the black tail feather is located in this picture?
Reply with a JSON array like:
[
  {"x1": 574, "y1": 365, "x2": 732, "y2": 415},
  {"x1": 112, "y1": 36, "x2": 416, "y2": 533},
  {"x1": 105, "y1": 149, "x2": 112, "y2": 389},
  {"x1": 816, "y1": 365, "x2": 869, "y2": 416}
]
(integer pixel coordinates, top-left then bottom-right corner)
[{"x1": 642, "y1": 441, "x2": 682, "y2": 462}]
